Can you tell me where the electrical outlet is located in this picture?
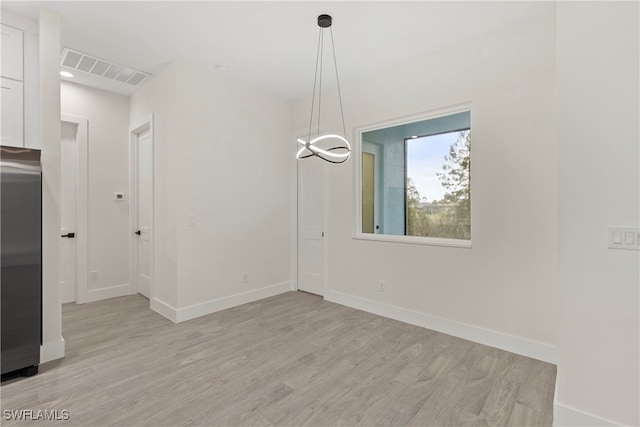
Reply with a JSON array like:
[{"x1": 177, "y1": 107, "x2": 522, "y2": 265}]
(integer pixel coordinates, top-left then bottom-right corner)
[
  {"x1": 379, "y1": 280, "x2": 385, "y2": 292},
  {"x1": 242, "y1": 272, "x2": 249, "y2": 283},
  {"x1": 90, "y1": 271, "x2": 98, "y2": 281}
]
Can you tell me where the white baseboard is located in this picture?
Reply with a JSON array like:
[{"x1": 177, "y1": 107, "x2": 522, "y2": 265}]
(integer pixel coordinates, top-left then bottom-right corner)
[
  {"x1": 150, "y1": 297, "x2": 178, "y2": 323},
  {"x1": 83, "y1": 283, "x2": 130, "y2": 303},
  {"x1": 151, "y1": 282, "x2": 292, "y2": 324},
  {"x1": 325, "y1": 289, "x2": 558, "y2": 364},
  {"x1": 40, "y1": 336, "x2": 65, "y2": 364},
  {"x1": 176, "y1": 282, "x2": 292, "y2": 323},
  {"x1": 554, "y1": 402, "x2": 621, "y2": 426}
]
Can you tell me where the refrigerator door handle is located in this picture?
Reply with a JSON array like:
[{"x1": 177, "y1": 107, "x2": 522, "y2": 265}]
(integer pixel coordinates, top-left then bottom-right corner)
[{"x1": 61, "y1": 232, "x2": 75, "y2": 238}]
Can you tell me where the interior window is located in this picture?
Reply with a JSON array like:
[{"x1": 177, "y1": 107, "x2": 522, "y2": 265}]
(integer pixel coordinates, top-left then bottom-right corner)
[{"x1": 360, "y1": 110, "x2": 471, "y2": 243}]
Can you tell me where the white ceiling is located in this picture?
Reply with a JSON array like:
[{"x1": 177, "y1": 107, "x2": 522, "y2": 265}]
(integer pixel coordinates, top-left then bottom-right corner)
[{"x1": 3, "y1": 1, "x2": 555, "y2": 99}]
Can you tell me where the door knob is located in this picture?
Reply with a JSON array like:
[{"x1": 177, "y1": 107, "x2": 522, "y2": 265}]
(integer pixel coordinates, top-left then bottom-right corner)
[
  {"x1": 135, "y1": 230, "x2": 141, "y2": 235},
  {"x1": 61, "y1": 232, "x2": 75, "y2": 238}
]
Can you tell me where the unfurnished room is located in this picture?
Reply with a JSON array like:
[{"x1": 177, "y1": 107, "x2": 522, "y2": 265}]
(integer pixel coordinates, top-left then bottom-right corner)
[{"x1": 0, "y1": 1, "x2": 638, "y2": 426}]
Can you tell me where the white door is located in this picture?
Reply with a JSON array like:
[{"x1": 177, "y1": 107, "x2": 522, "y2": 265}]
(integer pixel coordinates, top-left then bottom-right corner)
[
  {"x1": 60, "y1": 122, "x2": 78, "y2": 303},
  {"x1": 136, "y1": 129, "x2": 152, "y2": 299},
  {"x1": 297, "y1": 157, "x2": 325, "y2": 296}
]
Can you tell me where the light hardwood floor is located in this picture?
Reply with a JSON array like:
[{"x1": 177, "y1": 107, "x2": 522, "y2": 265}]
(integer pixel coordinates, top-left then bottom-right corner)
[{"x1": 1, "y1": 291, "x2": 556, "y2": 426}]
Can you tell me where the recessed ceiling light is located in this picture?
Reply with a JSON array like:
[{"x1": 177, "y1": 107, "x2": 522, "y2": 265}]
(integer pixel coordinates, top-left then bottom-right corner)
[
  {"x1": 60, "y1": 71, "x2": 74, "y2": 78},
  {"x1": 215, "y1": 65, "x2": 228, "y2": 72}
]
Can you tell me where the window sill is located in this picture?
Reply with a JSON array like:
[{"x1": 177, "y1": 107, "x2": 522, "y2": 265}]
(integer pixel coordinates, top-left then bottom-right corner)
[{"x1": 352, "y1": 233, "x2": 472, "y2": 248}]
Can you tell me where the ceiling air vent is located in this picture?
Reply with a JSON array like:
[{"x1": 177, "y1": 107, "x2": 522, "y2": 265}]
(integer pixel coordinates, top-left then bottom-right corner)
[{"x1": 60, "y1": 48, "x2": 150, "y2": 87}]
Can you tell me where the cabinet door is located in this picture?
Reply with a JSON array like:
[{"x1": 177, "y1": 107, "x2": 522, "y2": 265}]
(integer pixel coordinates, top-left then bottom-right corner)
[
  {"x1": 1, "y1": 24, "x2": 24, "y2": 81},
  {"x1": 1, "y1": 78, "x2": 24, "y2": 147}
]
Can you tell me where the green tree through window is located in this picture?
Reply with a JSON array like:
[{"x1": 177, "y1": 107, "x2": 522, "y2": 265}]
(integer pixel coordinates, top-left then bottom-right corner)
[{"x1": 407, "y1": 130, "x2": 470, "y2": 240}]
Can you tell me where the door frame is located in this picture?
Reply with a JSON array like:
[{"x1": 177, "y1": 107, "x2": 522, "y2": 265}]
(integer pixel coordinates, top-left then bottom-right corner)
[
  {"x1": 293, "y1": 128, "x2": 330, "y2": 297},
  {"x1": 60, "y1": 115, "x2": 89, "y2": 303},
  {"x1": 128, "y1": 114, "x2": 154, "y2": 300},
  {"x1": 361, "y1": 142, "x2": 381, "y2": 234}
]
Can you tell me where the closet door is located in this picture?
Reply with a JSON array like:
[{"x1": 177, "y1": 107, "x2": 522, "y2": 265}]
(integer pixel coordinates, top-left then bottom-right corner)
[{"x1": 1, "y1": 78, "x2": 24, "y2": 148}]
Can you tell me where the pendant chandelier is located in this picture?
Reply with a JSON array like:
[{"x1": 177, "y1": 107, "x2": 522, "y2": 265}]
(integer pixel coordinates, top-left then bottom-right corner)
[{"x1": 296, "y1": 14, "x2": 351, "y2": 164}]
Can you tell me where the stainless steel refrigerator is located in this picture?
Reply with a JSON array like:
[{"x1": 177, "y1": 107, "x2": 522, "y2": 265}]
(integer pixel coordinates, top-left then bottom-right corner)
[{"x1": 1, "y1": 146, "x2": 41, "y2": 379}]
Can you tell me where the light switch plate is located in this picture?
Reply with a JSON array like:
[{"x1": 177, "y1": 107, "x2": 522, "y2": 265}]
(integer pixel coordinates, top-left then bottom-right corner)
[{"x1": 608, "y1": 226, "x2": 640, "y2": 250}]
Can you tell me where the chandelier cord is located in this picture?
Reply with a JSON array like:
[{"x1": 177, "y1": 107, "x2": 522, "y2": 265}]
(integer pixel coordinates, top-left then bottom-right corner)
[
  {"x1": 307, "y1": 28, "x2": 322, "y2": 145},
  {"x1": 330, "y1": 26, "x2": 347, "y2": 139},
  {"x1": 317, "y1": 29, "x2": 324, "y2": 139}
]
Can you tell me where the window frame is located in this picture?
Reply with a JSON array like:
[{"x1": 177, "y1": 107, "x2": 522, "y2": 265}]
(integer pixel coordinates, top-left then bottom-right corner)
[{"x1": 353, "y1": 104, "x2": 473, "y2": 248}]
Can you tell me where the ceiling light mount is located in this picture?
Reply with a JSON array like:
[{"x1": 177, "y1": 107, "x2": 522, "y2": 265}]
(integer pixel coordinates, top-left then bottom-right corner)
[
  {"x1": 296, "y1": 14, "x2": 351, "y2": 165},
  {"x1": 317, "y1": 14, "x2": 332, "y2": 28}
]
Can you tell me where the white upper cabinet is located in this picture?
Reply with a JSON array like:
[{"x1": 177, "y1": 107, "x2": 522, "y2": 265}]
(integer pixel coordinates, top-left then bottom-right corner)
[
  {"x1": 1, "y1": 78, "x2": 24, "y2": 147},
  {"x1": 1, "y1": 24, "x2": 24, "y2": 81}
]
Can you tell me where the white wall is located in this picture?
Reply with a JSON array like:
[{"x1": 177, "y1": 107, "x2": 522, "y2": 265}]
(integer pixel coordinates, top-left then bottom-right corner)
[
  {"x1": 38, "y1": 8, "x2": 64, "y2": 363},
  {"x1": 61, "y1": 81, "x2": 130, "y2": 296},
  {"x1": 293, "y1": 12, "x2": 558, "y2": 359},
  {"x1": 131, "y1": 61, "x2": 293, "y2": 320},
  {"x1": 174, "y1": 62, "x2": 293, "y2": 311},
  {"x1": 555, "y1": 2, "x2": 639, "y2": 426}
]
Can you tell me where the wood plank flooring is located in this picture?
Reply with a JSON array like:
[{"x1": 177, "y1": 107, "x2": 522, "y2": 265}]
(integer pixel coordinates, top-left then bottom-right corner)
[{"x1": 0, "y1": 292, "x2": 556, "y2": 426}]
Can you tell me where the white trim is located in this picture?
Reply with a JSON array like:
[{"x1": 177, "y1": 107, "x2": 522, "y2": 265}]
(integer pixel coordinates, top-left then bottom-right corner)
[
  {"x1": 356, "y1": 102, "x2": 473, "y2": 139},
  {"x1": 323, "y1": 158, "x2": 330, "y2": 296},
  {"x1": 290, "y1": 130, "x2": 300, "y2": 292},
  {"x1": 352, "y1": 233, "x2": 472, "y2": 248},
  {"x1": 150, "y1": 297, "x2": 177, "y2": 323},
  {"x1": 60, "y1": 115, "x2": 89, "y2": 304},
  {"x1": 151, "y1": 282, "x2": 292, "y2": 324},
  {"x1": 325, "y1": 289, "x2": 558, "y2": 364},
  {"x1": 176, "y1": 282, "x2": 292, "y2": 323},
  {"x1": 82, "y1": 284, "x2": 130, "y2": 303},
  {"x1": 129, "y1": 115, "x2": 154, "y2": 301},
  {"x1": 40, "y1": 336, "x2": 65, "y2": 364},
  {"x1": 553, "y1": 402, "x2": 621, "y2": 427}
]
